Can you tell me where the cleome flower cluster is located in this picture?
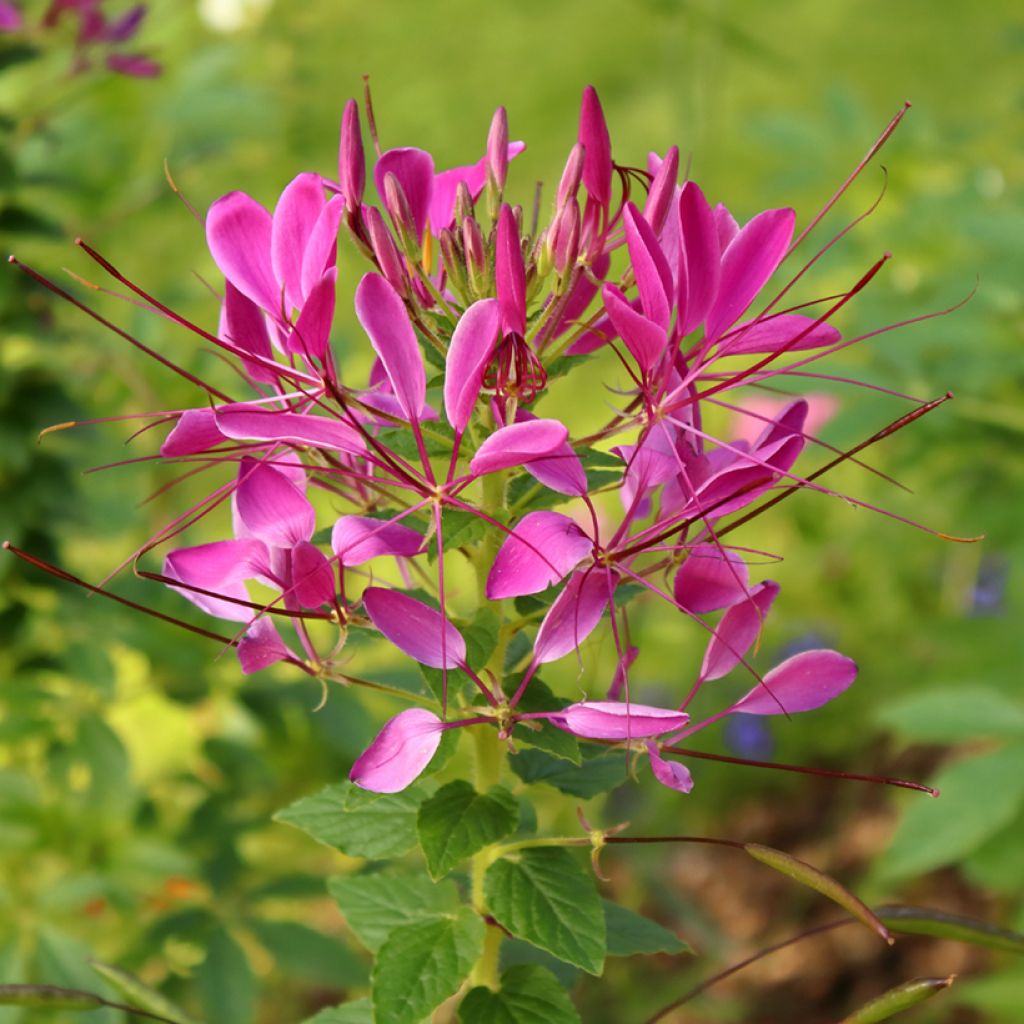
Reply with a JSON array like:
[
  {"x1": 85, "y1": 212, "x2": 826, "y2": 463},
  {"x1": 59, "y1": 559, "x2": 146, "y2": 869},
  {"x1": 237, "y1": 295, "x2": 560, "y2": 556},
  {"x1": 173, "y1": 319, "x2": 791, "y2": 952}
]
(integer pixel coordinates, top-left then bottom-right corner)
[{"x1": 73, "y1": 86, "x2": 924, "y2": 796}]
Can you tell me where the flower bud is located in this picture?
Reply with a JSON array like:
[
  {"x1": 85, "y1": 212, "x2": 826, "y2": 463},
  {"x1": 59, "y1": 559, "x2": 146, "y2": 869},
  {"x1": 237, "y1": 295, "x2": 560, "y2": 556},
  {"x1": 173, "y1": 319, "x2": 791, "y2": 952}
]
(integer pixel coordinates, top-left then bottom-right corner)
[
  {"x1": 486, "y1": 106, "x2": 510, "y2": 192},
  {"x1": 454, "y1": 180, "x2": 475, "y2": 225},
  {"x1": 365, "y1": 205, "x2": 410, "y2": 299},
  {"x1": 462, "y1": 216, "x2": 488, "y2": 294},
  {"x1": 556, "y1": 142, "x2": 585, "y2": 211},
  {"x1": 382, "y1": 171, "x2": 422, "y2": 261},
  {"x1": 338, "y1": 98, "x2": 365, "y2": 215},
  {"x1": 643, "y1": 145, "x2": 679, "y2": 236},
  {"x1": 438, "y1": 227, "x2": 469, "y2": 300},
  {"x1": 552, "y1": 197, "x2": 581, "y2": 276}
]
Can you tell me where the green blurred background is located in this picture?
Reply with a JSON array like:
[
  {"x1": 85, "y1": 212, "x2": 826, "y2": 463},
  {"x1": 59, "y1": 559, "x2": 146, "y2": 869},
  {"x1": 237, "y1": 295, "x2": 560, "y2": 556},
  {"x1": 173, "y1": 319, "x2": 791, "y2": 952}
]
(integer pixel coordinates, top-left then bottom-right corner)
[{"x1": 1, "y1": 0, "x2": 1022, "y2": 1021}]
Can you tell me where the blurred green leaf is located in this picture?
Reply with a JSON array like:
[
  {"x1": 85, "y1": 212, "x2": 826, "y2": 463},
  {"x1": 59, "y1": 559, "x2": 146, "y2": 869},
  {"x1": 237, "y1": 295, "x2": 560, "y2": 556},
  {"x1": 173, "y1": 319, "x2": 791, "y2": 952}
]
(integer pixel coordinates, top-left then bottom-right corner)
[
  {"x1": 89, "y1": 961, "x2": 199, "y2": 1024},
  {"x1": 878, "y1": 905, "x2": 1024, "y2": 955},
  {"x1": 603, "y1": 901, "x2": 692, "y2": 957},
  {"x1": 877, "y1": 686, "x2": 1024, "y2": 742},
  {"x1": 459, "y1": 964, "x2": 581, "y2": 1022},
  {"x1": 0, "y1": 985, "x2": 103, "y2": 1010},
  {"x1": 954, "y1": 970, "x2": 1024, "y2": 1016},
  {"x1": 197, "y1": 928, "x2": 255, "y2": 1024},
  {"x1": 249, "y1": 920, "x2": 367, "y2": 987},
  {"x1": 302, "y1": 999, "x2": 373, "y2": 1024}
]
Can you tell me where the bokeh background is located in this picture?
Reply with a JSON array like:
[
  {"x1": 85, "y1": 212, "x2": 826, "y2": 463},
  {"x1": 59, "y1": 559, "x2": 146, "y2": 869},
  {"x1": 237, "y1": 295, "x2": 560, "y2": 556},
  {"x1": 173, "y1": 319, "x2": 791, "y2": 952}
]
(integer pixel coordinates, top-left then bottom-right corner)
[{"x1": 1, "y1": 0, "x2": 1022, "y2": 1021}]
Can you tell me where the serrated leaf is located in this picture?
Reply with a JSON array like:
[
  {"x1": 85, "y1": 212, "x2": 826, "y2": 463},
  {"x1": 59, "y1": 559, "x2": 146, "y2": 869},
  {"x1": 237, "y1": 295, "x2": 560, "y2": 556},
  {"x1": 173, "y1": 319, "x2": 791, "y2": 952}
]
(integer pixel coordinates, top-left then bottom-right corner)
[
  {"x1": 840, "y1": 975, "x2": 954, "y2": 1023},
  {"x1": 507, "y1": 474, "x2": 566, "y2": 514},
  {"x1": 249, "y1": 920, "x2": 367, "y2": 986},
  {"x1": 877, "y1": 904, "x2": 1024, "y2": 954},
  {"x1": 197, "y1": 927, "x2": 255, "y2": 1024},
  {"x1": 877, "y1": 686, "x2": 1024, "y2": 742},
  {"x1": 433, "y1": 508, "x2": 488, "y2": 557},
  {"x1": 328, "y1": 873, "x2": 459, "y2": 952},
  {"x1": 509, "y1": 747, "x2": 627, "y2": 798},
  {"x1": 603, "y1": 901, "x2": 692, "y2": 957},
  {"x1": 302, "y1": 998, "x2": 373, "y2": 1024},
  {"x1": 876, "y1": 746, "x2": 1024, "y2": 882},
  {"x1": 485, "y1": 848, "x2": 606, "y2": 975},
  {"x1": 418, "y1": 781, "x2": 519, "y2": 879},
  {"x1": 274, "y1": 782, "x2": 426, "y2": 858},
  {"x1": 463, "y1": 607, "x2": 501, "y2": 672},
  {"x1": 371, "y1": 907, "x2": 484, "y2": 1024},
  {"x1": 459, "y1": 964, "x2": 581, "y2": 1022},
  {"x1": 88, "y1": 962, "x2": 198, "y2": 1024}
]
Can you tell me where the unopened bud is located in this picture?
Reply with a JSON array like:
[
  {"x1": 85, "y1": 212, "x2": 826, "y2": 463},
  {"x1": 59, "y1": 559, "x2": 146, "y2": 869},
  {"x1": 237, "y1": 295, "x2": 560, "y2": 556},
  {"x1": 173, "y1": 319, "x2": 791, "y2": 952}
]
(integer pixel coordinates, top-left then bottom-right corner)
[
  {"x1": 486, "y1": 106, "x2": 509, "y2": 192},
  {"x1": 462, "y1": 216, "x2": 488, "y2": 295},
  {"x1": 339, "y1": 98, "x2": 365, "y2": 214},
  {"x1": 454, "y1": 180, "x2": 475, "y2": 226},
  {"x1": 556, "y1": 143, "x2": 585, "y2": 211},
  {"x1": 552, "y1": 197, "x2": 581, "y2": 276},
  {"x1": 643, "y1": 145, "x2": 679, "y2": 236},
  {"x1": 438, "y1": 228, "x2": 469, "y2": 300},
  {"x1": 365, "y1": 206, "x2": 410, "y2": 299},
  {"x1": 382, "y1": 171, "x2": 422, "y2": 260}
]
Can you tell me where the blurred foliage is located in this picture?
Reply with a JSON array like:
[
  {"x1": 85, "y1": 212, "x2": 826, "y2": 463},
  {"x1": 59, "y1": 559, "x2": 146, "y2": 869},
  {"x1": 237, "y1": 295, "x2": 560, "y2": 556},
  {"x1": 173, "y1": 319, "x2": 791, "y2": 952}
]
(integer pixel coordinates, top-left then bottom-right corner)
[{"x1": 0, "y1": 0, "x2": 1021, "y2": 1021}]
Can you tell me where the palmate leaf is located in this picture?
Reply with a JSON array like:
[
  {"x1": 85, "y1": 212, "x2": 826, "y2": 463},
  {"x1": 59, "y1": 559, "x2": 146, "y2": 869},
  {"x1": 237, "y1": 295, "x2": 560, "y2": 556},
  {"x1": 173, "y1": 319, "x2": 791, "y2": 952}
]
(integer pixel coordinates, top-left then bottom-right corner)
[
  {"x1": 274, "y1": 781, "x2": 427, "y2": 858},
  {"x1": 485, "y1": 848, "x2": 606, "y2": 975},
  {"x1": 459, "y1": 965, "x2": 581, "y2": 1023},
  {"x1": 371, "y1": 908, "x2": 484, "y2": 1024},
  {"x1": 602, "y1": 901, "x2": 692, "y2": 957},
  {"x1": 417, "y1": 781, "x2": 519, "y2": 879}
]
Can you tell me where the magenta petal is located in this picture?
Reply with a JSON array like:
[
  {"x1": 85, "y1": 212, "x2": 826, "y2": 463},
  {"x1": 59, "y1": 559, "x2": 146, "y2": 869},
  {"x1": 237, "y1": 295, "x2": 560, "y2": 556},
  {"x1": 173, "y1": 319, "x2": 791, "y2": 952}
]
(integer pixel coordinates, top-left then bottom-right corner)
[
  {"x1": 603, "y1": 283, "x2": 668, "y2": 375},
  {"x1": 496, "y1": 205, "x2": 526, "y2": 336},
  {"x1": 533, "y1": 569, "x2": 613, "y2": 665},
  {"x1": 678, "y1": 181, "x2": 721, "y2": 336},
  {"x1": 731, "y1": 649, "x2": 858, "y2": 715},
  {"x1": 237, "y1": 616, "x2": 293, "y2": 674},
  {"x1": 0, "y1": 2, "x2": 24, "y2": 31},
  {"x1": 486, "y1": 511, "x2": 592, "y2": 600},
  {"x1": 674, "y1": 544, "x2": 751, "y2": 614},
  {"x1": 444, "y1": 298, "x2": 501, "y2": 432},
  {"x1": 235, "y1": 457, "x2": 315, "y2": 548},
  {"x1": 713, "y1": 203, "x2": 740, "y2": 252},
  {"x1": 206, "y1": 191, "x2": 279, "y2": 314},
  {"x1": 215, "y1": 406, "x2": 366, "y2": 455},
  {"x1": 578, "y1": 85, "x2": 612, "y2": 206},
  {"x1": 350, "y1": 708, "x2": 444, "y2": 794},
  {"x1": 374, "y1": 147, "x2": 435, "y2": 242},
  {"x1": 428, "y1": 142, "x2": 526, "y2": 235},
  {"x1": 331, "y1": 515, "x2": 424, "y2": 566},
  {"x1": 271, "y1": 172, "x2": 325, "y2": 311},
  {"x1": 557, "y1": 701, "x2": 688, "y2": 740},
  {"x1": 720, "y1": 314, "x2": 841, "y2": 356},
  {"x1": 354, "y1": 273, "x2": 425, "y2": 423},
  {"x1": 469, "y1": 419, "x2": 569, "y2": 477},
  {"x1": 338, "y1": 98, "x2": 365, "y2": 213},
  {"x1": 362, "y1": 587, "x2": 466, "y2": 669},
  {"x1": 299, "y1": 194, "x2": 345, "y2": 302},
  {"x1": 705, "y1": 207, "x2": 795, "y2": 342},
  {"x1": 647, "y1": 742, "x2": 694, "y2": 794},
  {"x1": 164, "y1": 538, "x2": 266, "y2": 622},
  {"x1": 222, "y1": 280, "x2": 276, "y2": 383},
  {"x1": 161, "y1": 408, "x2": 228, "y2": 457},
  {"x1": 291, "y1": 540, "x2": 335, "y2": 608},
  {"x1": 524, "y1": 437, "x2": 588, "y2": 496},
  {"x1": 623, "y1": 202, "x2": 673, "y2": 329},
  {"x1": 285, "y1": 268, "x2": 336, "y2": 362},
  {"x1": 700, "y1": 580, "x2": 780, "y2": 682}
]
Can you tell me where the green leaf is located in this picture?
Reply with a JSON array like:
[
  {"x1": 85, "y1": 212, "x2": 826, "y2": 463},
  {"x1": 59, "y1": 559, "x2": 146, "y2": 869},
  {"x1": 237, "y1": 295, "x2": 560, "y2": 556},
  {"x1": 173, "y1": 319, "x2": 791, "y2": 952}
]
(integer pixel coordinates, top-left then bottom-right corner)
[
  {"x1": 877, "y1": 905, "x2": 1024, "y2": 955},
  {"x1": 433, "y1": 508, "x2": 488, "y2": 557},
  {"x1": 459, "y1": 964, "x2": 581, "y2": 1022},
  {"x1": 602, "y1": 901, "x2": 692, "y2": 957},
  {"x1": 876, "y1": 686, "x2": 1024, "y2": 742},
  {"x1": 509, "y1": 680, "x2": 579, "y2": 764},
  {"x1": 197, "y1": 927, "x2": 256, "y2": 1024},
  {"x1": 485, "y1": 848, "x2": 606, "y2": 975},
  {"x1": 371, "y1": 907, "x2": 484, "y2": 1024},
  {"x1": 418, "y1": 781, "x2": 519, "y2": 879},
  {"x1": 463, "y1": 607, "x2": 501, "y2": 672},
  {"x1": 509, "y1": 746, "x2": 627, "y2": 798},
  {"x1": 274, "y1": 781, "x2": 426, "y2": 858},
  {"x1": 745, "y1": 844, "x2": 891, "y2": 944},
  {"x1": 876, "y1": 746, "x2": 1024, "y2": 882},
  {"x1": 302, "y1": 999, "x2": 373, "y2": 1024},
  {"x1": 839, "y1": 975, "x2": 955, "y2": 1023},
  {"x1": 249, "y1": 920, "x2": 368, "y2": 986},
  {"x1": 328, "y1": 873, "x2": 459, "y2": 953},
  {"x1": 0, "y1": 985, "x2": 102, "y2": 1010},
  {"x1": 34, "y1": 930, "x2": 117, "y2": 1024},
  {"x1": 89, "y1": 962, "x2": 198, "y2": 1024},
  {"x1": 954, "y1": 970, "x2": 1024, "y2": 1015}
]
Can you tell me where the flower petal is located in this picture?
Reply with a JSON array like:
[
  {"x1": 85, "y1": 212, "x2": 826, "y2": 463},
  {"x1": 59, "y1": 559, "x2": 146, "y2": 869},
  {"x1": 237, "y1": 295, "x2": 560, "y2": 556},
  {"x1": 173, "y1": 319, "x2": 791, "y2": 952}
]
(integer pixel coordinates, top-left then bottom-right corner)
[
  {"x1": 603, "y1": 283, "x2": 668, "y2": 374},
  {"x1": 284, "y1": 268, "x2": 336, "y2": 362},
  {"x1": 237, "y1": 616, "x2": 294, "y2": 674},
  {"x1": 496, "y1": 204, "x2": 526, "y2": 336},
  {"x1": 331, "y1": 515, "x2": 424, "y2": 566},
  {"x1": 374, "y1": 147, "x2": 435, "y2": 243},
  {"x1": 350, "y1": 708, "x2": 444, "y2": 793},
  {"x1": 444, "y1": 298, "x2": 501, "y2": 432},
  {"x1": 731, "y1": 649, "x2": 857, "y2": 715},
  {"x1": 206, "y1": 191, "x2": 279, "y2": 314},
  {"x1": 291, "y1": 540, "x2": 335, "y2": 608},
  {"x1": 486, "y1": 510, "x2": 592, "y2": 600},
  {"x1": 469, "y1": 419, "x2": 569, "y2": 477},
  {"x1": 362, "y1": 587, "x2": 466, "y2": 668},
  {"x1": 623, "y1": 202, "x2": 673, "y2": 329},
  {"x1": 556, "y1": 701, "x2": 689, "y2": 740},
  {"x1": 215, "y1": 406, "x2": 366, "y2": 455},
  {"x1": 299, "y1": 194, "x2": 345, "y2": 302},
  {"x1": 235, "y1": 457, "x2": 315, "y2": 548},
  {"x1": 718, "y1": 313, "x2": 841, "y2": 356},
  {"x1": 221, "y1": 279, "x2": 276, "y2": 383},
  {"x1": 674, "y1": 544, "x2": 751, "y2": 614},
  {"x1": 578, "y1": 85, "x2": 612, "y2": 207},
  {"x1": 161, "y1": 408, "x2": 228, "y2": 457},
  {"x1": 678, "y1": 181, "x2": 721, "y2": 336},
  {"x1": 700, "y1": 580, "x2": 780, "y2": 681},
  {"x1": 647, "y1": 742, "x2": 694, "y2": 794},
  {"x1": 534, "y1": 569, "x2": 614, "y2": 664},
  {"x1": 271, "y1": 172, "x2": 325, "y2": 311},
  {"x1": 164, "y1": 538, "x2": 266, "y2": 622}
]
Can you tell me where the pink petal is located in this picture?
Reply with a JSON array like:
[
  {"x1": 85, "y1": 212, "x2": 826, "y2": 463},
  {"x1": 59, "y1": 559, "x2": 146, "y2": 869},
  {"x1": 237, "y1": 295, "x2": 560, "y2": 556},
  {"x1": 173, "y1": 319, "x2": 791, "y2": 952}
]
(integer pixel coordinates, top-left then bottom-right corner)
[
  {"x1": 362, "y1": 587, "x2": 466, "y2": 668},
  {"x1": 235, "y1": 457, "x2": 315, "y2": 548},
  {"x1": 556, "y1": 701, "x2": 689, "y2": 740},
  {"x1": 533, "y1": 569, "x2": 613, "y2": 665},
  {"x1": 486, "y1": 511, "x2": 592, "y2": 600},
  {"x1": 237, "y1": 616, "x2": 294, "y2": 674},
  {"x1": 374, "y1": 147, "x2": 435, "y2": 243},
  {"x1": 206, "y1": 191, "x2": 279, "y2": 314},
  {"x1": 623, "y1": 202, "x2": 672, "y2": 329},
  {"x1": 704, "y1": 207, "x2": 795, "y2": 342},
  {"x1": 271, "y1": 172, "x2": 325, "y2": 311},
  {"x1": 338, "y1": 98, "x2": 365, "y2": 213},
  {"x1": 444, "y1": 298, "x2": 501, "y2": 432},
  {"x1": 524, "y1": 435, "x2": 588, "y2": 497},
  {"x1": 354, "y1": 273, "x2": 425, "y2": 423},
  {"x1": 603, "y1": 283, "x2": 668, "y2": 375},
  {"x1": 428, "y1": 142, "x2": 526, "y2": 236},
  {"x1": 674, "y1": 544, "x2": 750, "y2": 614},
  {"x1": 161, "y1": 408, "x2": 228, "y2": 457},
  {"x1": 164, "y1": 538, "x2": 267, "y2": 622},
  {"x1": 291, "y1": 540, "x2": 335, "y2": 608},
  {"x1": 299, "y1": 194, "x2": 344, "y2": 302},
  {"x1": 496, "y1": 204, "x2": 526, "y2": 336},
  {"x1": 469, "y1": 419, "x2": 569, "y2": 477},
  {"x1": 0, "y1": 2, "x2": 24, "y2": 31},
  {"x1": 558, "y1": 252, "x2": 610, "y2": 350},
  {"x1": 700, "y1": 580, "x2": 780, "y2": 681},
  {"x1": 713, "y1": 203, "x2": 740, "y2": 252},
  {"x1": 719, "y1": 314, "x2": 841, "y2": 356},
  {"x1": 732, "y1": 394, "x2": 838, "y2": 447},
  {"x1": 578, "y1": 85, "x2": 612, "y2": 206},
  {"x1": 647, "y1": 742, "x2": 694, "y2": 794},
  {"x1": 731, "y1": 649, "x2": 857, "y2": 715},
  {"x1": 105, "y1": 53, "x2": 161, "y2": 78},
  {"x1": 678, "y1": 181, "x2": 721, "y2": 336},
  {"x1": 350, "y1": 708, "x2": 444, "y2": 793},
  {"x1": 284, "y1": 268, "x2": 336, "y2": 362},
  {"x1": 642, "y1": 145, "x2": 679, "y2": 235},
  {"x1": 215, "y1": 406, "x2": 366, "y2": 455},
  {"x1": 221, "y1": 280, "x2": 276, "y2": 383},
  {"x1": 331, "y1": 515, "x2": 424, "y2": 566}
]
